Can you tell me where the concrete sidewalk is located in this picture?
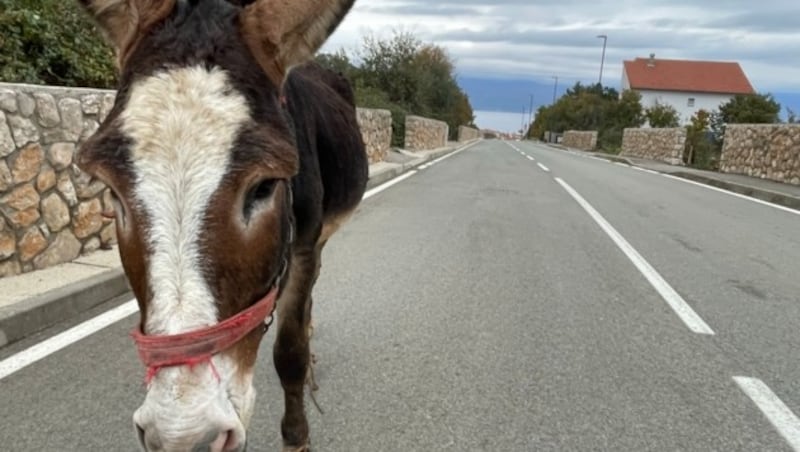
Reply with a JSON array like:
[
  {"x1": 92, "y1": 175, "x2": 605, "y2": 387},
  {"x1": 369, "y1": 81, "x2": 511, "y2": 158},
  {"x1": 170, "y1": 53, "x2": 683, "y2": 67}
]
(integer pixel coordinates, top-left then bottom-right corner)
[
  {"x1": 548, "y1": 144, "x2": 800, "y2": 211},
  {"x1": 0, "y1": 141, "x2": 476, "y2": 348}
]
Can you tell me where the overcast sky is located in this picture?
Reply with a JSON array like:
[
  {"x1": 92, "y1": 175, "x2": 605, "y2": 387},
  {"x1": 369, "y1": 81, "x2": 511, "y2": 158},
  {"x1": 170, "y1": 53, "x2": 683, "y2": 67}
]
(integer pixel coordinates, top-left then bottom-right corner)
[{"x1": 323, "y1": 0, "x2": 800, "y2": 94}]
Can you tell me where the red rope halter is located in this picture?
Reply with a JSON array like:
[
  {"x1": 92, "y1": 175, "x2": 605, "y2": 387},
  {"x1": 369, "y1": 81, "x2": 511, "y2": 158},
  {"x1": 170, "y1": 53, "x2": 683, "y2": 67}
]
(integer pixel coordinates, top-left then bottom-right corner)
[{"x1": 131, "y1": 287, "x2": 278, "y2": 385}]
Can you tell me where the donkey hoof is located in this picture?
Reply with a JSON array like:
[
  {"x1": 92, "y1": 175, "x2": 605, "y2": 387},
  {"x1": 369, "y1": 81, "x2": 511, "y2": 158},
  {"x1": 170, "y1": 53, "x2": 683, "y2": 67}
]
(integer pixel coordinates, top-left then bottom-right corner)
[{"x1": 282, "y1": 444, "x2": 310, "y2": 452}]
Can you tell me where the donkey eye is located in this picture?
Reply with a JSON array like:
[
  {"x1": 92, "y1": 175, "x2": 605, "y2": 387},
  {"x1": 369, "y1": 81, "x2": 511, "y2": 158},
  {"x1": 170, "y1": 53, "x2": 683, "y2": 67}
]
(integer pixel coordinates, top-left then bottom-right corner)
[
  {"x1": 243, "y1": 179, "x2": 277, "y2": 219},
  {"x1": 252, "y1": 179, "x2": 277, "y2": 200}
]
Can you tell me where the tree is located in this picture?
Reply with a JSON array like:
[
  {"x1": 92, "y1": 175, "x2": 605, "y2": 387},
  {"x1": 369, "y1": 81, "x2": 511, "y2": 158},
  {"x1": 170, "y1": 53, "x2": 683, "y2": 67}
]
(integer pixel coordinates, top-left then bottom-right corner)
[
  {"x1": 684, "y1": 109, "x2": 719, "y2": 169},
  {"x1": 411, "y1": 44, "x2": 475, "y2": 135},
  {"x1": 357, "y1": 32, "x2": 423, "y2": 113},
  {"x1": 529, "y1": 83, "x2": 644, "y2": 152},
  {"x1": 314, "y1": 49, "x2": 357, "y2": 79},
  {"x1": 709, "y1": 110, "x2": 726, "y2": 146},
  {"x1": 614, "y1": 90, "x2": 646, "y2": 129},
  {"x1": 787, "y1": 108, "x2": 800, "y2": 124},
  {"x1": 317, "y1": 31, "x2": 475, "y2": 145},
  {"x1": 645, "y1": 102, "x2": 680, "y2": 128},
  {"x1": 718, "y1": 93, "x2": 781, "y2": 124}
]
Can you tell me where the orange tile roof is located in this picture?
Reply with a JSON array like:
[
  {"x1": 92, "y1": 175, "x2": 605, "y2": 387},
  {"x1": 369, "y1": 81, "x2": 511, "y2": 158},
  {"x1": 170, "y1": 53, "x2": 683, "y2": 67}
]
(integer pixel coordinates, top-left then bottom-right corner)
[{"x1": 623, "y1": 57, "x2": 755, "y2": 95}]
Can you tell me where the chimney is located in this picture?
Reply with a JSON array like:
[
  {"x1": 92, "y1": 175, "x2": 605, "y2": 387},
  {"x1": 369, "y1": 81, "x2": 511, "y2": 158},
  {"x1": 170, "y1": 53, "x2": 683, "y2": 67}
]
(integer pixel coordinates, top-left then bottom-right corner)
[{"x1": 647, "y1": 53, "x2": 656, "y2": 68}]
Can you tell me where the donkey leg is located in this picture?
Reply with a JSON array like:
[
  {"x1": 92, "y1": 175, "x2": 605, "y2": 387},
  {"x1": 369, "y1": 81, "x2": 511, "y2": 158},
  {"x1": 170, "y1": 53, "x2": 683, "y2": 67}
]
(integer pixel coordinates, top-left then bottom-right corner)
[
  {"x1": 305, "y1": 295, "x2": 320, "y2": 392},
  {"x1": 305, "y1": 242, "x2": 325, "y2": 393},
  {"x1": 274, "y1": 246, "x2": 320, "y2": 451}
]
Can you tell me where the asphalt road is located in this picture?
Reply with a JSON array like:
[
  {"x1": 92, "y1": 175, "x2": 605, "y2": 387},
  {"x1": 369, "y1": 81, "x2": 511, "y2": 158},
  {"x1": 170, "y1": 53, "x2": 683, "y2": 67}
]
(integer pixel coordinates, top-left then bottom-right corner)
[{"x1": 1, "y1": 139, "x2": 799, "y2": 451}]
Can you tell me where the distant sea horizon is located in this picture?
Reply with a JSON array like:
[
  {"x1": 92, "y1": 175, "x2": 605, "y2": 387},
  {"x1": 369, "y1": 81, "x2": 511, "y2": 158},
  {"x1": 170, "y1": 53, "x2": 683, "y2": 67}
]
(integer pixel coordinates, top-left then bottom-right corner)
[{"x1": 474, "y1": 110, "x2": 532, "y2": 134}]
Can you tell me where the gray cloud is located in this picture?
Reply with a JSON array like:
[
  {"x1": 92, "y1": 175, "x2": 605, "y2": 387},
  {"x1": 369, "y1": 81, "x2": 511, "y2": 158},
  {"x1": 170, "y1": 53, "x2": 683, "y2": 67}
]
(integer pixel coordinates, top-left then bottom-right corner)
[{"x1": 323, "y1": 0, "x2": 800, "y2": 91}]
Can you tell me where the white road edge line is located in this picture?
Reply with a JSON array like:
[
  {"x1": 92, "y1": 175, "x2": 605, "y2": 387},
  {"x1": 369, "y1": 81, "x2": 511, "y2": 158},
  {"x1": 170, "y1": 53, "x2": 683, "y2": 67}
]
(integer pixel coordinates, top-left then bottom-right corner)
[
  {"x1": 0, "y1": 300, "x2": 139, "y2": 380},
  {"x1": 363, "y1": 170, "x2": 418, "y2": 199},
  {"x1": 555, "y1": 177, "x2": 714, "y2": 335},
  {"x1": 0, "y1": 142, "x2": 481, "y2": 380},
  {"x1": 734, "y1": 376, "x2": 800, "y2": 451},
  {"x1": 630, "y1": 166, "x2": 660, "y2": 175},
  {"x1": 545, "y1": 145, "x2": 800, "y2": 217},
  {"x1": 526, "y1": 156, "x2": 535, "y2": 161},
  {"x1": 659, "y1": 173, "x2": 800, "y2": 217},
  {"x1": 537, "y1": 163, "x2": 550, "y2": 172},
  {"x1": 429, "y1": 141, "x2": 478, "y2": 165}
]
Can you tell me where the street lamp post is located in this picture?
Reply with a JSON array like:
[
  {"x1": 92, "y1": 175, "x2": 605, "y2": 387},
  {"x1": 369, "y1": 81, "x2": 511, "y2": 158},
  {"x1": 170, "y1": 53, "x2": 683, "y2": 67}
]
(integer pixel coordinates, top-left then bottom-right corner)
[
  {"x1": 551, "y1": 76, "x2": 558, "y2": 104},
  {"x1": 597, "y1": 34, "x2": 608, "y2": 86},
  {"x1": 521, "y1": 106, "x2": 526, "y2": 136},
  {"x1": 528, "y1": 94, "x2": 534, "y2": 126}
]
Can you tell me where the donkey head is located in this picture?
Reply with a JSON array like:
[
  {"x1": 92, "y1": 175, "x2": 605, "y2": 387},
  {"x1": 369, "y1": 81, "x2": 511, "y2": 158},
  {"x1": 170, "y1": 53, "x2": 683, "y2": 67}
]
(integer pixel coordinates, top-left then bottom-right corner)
[{"x1": 75, "y1": 1, "x2": 355, "y2": 450}]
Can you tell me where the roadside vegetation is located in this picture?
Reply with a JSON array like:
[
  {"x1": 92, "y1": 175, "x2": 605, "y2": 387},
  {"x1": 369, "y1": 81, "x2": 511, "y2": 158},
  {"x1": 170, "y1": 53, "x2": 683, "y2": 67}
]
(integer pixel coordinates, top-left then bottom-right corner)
[
  {"x1": 0, "y1": 3, "x2": 476, "y2": 148},
  {"x1": 528, "y1": 82, "x2": 783, "y2": 171},
  {"x1": 315, "y1": 32, "x2": 476, "y2": 146},
  {"x1": 528, "y1": 83, "x2": 645, "y2": 153},
  {"x1": 0, "y1": 0, "x2": 116, "y2": 88}
]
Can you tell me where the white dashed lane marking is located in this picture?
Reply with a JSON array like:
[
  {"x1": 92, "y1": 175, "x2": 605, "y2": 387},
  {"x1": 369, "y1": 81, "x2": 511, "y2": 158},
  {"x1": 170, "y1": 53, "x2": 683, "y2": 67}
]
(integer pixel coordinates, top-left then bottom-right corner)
[{"x1": 554, "y1": 177, "x2": 715, "y2": 335}]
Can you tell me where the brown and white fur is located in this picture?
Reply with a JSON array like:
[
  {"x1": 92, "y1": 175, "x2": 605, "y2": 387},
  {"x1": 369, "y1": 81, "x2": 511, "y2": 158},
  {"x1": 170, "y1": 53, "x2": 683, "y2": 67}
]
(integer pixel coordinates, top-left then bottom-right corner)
[{"x1": 75, "y1": 0, "x2": 367, "y2": 450}]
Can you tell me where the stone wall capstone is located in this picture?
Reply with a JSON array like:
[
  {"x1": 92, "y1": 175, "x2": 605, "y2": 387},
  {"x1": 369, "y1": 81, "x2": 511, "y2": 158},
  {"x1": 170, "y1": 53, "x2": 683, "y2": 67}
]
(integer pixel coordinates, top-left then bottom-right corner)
[
  {"x1": 457, "y1": 125, "x2": 480, "y2": 142},
  {"x1": 621, "y1": 127, "x2": 687, "y2": 165},
  {"x1": 356, "y1": 108, "x2": 392, "y2": 164},
  {"x1": 719, "y1": 124, "x2": 800, "y2": 185},
  {"x1": 0, "y1": 83, "x2": 119, "y2": 278},
  {"x1": 562, "y1": 130, "x2": 597, "y2": 151},
  {"x1": 404, "y1": 115, "x2": 448, "y2": 151}
]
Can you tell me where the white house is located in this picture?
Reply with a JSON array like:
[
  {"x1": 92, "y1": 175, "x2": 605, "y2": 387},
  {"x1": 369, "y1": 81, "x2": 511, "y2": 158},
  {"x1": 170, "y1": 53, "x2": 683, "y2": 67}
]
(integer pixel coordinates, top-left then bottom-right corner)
[{"x1": 621, "y1": 54, "x2": 755, "y2": 125}]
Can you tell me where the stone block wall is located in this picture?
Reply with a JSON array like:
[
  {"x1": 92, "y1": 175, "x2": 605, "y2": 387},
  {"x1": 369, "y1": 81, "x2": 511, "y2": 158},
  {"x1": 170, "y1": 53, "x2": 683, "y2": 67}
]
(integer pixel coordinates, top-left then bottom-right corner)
[
  {"x1": 457, "y1": 125, "x2": 480, "y2": 142},
  {"x1": 719, "y1": 124, "x2": 800, "y2": 185},
  {"x1": 405, "y1": 115, "x2": 448, "y2": 151},
  {"x1": 0, "y1": 83, "x2": 118, "y2": 278},
  {"x1": 356, "y1": 108, "x2": 392, "y2": 163},
  {"x1": 0, "y1": 83, "x2": 448, "y2": 278},
  {"x1": 621, "y1": 127, "x2": 687, "y2": 165},
  {"x1": 562, "y1": 130, "x2": 598, "y2": 151}
]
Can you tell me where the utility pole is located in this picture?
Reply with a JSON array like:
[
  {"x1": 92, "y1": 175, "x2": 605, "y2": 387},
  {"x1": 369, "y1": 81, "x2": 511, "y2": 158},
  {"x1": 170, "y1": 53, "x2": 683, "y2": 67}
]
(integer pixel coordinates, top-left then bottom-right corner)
[{"x1": 597, "y1": 34, "x2": 608, "y2": 86}]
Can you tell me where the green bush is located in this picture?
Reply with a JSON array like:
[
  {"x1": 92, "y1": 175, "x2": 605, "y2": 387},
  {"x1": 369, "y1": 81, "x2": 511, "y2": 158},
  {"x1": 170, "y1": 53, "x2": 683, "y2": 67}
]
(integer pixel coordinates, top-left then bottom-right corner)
[
  {"x1": 684, "y1": 110, "x2": 721, "y2": 170},
  {"x1": 645, "y1": 102, "x2": 680, "y2": 128},
  {"x1": 529, "y1": 83, "x2": 645, "y2": 153},
  {"x1": 316, "y1": 32, "x2": 476, "y2": 147},
  {"x1": 0, "y1": 0, "x2": 116, "y2": 88}
]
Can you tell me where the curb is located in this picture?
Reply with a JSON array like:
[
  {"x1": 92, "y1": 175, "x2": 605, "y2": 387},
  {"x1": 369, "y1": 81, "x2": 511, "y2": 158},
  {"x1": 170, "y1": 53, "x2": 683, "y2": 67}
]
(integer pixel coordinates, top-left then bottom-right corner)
[
  {"x1": 543, "y1": 143, "x2": 633, "y2": 163},
  {"x1": 364, "y1": 142, "x2": 471, "y2": 191},
  {"x1": 0, "y1": 141, "x2": 479, "y2": 349},
  {"x1": 0, "y1": 268, "x2": 130, "y2": 347},
  {"x1": 590, "y1": 154, "x2": 633, "y2": 165}
]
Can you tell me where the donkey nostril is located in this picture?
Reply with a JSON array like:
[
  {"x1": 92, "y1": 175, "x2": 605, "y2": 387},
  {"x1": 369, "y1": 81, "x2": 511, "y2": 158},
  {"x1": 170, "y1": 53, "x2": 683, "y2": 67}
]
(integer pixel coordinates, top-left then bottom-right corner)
[
  {"x1": 182, "y1": 429, "x2": 234, "y2": 452},
  {"x1": 135, "y1": 422, "x2": 162, "y2": 451},
  {"x1": 207, "y1": 429, "x2": 240, "y2": 452},
  {"x1": 135, "y1": 423, "x2": 146, "y2": 446}
]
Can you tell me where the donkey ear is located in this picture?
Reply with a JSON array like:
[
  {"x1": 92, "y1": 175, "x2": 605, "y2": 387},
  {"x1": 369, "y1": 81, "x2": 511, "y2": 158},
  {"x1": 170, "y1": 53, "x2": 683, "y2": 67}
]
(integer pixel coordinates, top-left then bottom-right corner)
[
  {"x1": 240, "y1": 0, "x2": 356, "y2": 84},
  {"x1": 77, "y1": 0, "x2": 174, "y2": 66}
]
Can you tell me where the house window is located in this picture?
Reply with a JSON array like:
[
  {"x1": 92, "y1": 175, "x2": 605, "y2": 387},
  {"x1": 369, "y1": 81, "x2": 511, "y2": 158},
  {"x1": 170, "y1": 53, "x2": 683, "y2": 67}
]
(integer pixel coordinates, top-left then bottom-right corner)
[{"x1": 688, "y1": 97, "x2": 696, "y2": 107}]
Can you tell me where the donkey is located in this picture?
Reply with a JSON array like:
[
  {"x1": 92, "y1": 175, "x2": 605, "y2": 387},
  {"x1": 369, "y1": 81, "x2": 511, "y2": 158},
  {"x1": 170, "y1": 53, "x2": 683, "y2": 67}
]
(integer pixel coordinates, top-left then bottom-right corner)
[{"x1": 75, "y1": 0, "x2": 367, "y2": 450}]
